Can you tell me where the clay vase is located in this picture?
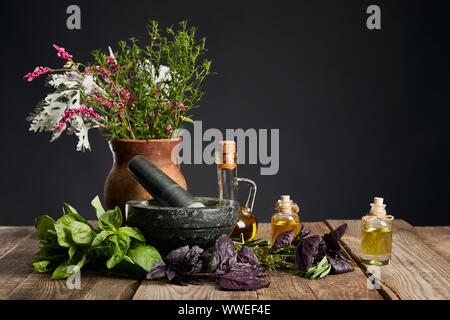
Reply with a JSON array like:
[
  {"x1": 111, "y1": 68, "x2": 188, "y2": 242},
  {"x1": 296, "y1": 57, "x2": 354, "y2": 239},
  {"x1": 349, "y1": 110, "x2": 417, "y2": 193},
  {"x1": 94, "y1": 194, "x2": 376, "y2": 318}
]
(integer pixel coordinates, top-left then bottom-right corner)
[{"x1": 103, "y1": 138, "x2": 187, "y2": 215}]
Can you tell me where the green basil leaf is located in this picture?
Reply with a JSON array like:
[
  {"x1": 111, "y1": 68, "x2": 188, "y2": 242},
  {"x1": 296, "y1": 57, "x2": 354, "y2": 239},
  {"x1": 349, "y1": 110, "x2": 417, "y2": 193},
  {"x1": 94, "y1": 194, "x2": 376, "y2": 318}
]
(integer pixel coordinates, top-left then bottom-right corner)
[
  {"x1": 63, "y1": 203, "x2": 78, "y2": 215},
  {"x1": 106, "y1": 234, "x2": 130, "y2": 269},
  {"x1": 91, "y1": 195, "x2": 105, "y2": 219},
  {"x1": 32, "y1": 260, "x2": 50, "y2": 273},
  {"x1": 118, "y1": 226, "x2": 145, "y2": 242},
  {"x1": 35, "y1": 215, "x2": 56, "y2": 241},
  {"x1": 54, "y1": 222, "x2": 73, "y2": 248},
  {"x1": 70, "y1": 221, "x2": 95, "y2": 245},
  {"x1": 51, "y1": 262, "x2": 76, "y2": 280},
  {"x1": 51, "y1": 251, "x2": 89, "y2": 280},
  {"x1": 99, "y1": 207, "x2": 123, "y2": 231},
  {"x1": 127, "y1": 244, "x2": 162, "y2": 272},
  {"x1": 68, "y1": 246, "x2": 77, "y2": 260},
  {"x1": 92, "y1": 230, "x2": 115, "y2": 246}
]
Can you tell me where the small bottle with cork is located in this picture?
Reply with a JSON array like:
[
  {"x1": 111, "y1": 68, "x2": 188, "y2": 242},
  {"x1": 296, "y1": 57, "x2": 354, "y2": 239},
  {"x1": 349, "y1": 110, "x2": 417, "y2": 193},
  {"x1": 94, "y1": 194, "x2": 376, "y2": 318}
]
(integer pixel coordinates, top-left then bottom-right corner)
[
  {"x1": 215, "y1": 140, "x2": 258, "y2": 242},
  {"x1": 271, "y1": 195, "x2": 300, "y2": 244},
  {"x1": 361, "y1": 197, "x2": 394, "y2": 265}
]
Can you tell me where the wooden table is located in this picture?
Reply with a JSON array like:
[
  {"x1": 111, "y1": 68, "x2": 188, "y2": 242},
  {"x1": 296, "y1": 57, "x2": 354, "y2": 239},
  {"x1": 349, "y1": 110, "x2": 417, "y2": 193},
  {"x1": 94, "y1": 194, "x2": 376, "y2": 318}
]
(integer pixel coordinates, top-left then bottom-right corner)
[{"x1": 0, "y1": 220, "x2": 448, "y2": 300}]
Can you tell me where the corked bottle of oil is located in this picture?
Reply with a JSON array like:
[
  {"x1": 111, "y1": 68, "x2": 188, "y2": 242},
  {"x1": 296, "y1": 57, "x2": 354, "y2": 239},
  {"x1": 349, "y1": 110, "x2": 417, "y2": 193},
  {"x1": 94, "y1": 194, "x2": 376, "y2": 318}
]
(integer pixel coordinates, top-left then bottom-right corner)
[
  {"x1": 361, "y1": 197, "x2": 394, "y2": 265},
  {"x1": 271, "y1": 195, "x2": 300, "y2": 244},
  {"x1": 216, "y1": 140, "x2": 258, "y2": 242}
]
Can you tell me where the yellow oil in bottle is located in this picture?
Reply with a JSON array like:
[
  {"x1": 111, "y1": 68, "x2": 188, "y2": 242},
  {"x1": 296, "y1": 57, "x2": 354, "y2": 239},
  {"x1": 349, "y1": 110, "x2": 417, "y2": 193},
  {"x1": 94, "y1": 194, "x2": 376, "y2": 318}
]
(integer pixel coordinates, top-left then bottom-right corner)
[
  {"x1": 361, "y1": 227, "x2": 392, "y2": 256},
  {"x1": 271, "y1": 220, "x2": 300, "y2": 245},
  {"x1": 230, "y1": 207, "x2": 258, "y2": 242},
  {"x1": 270, "y1": 195, "x2": 300, "y2": 245}
]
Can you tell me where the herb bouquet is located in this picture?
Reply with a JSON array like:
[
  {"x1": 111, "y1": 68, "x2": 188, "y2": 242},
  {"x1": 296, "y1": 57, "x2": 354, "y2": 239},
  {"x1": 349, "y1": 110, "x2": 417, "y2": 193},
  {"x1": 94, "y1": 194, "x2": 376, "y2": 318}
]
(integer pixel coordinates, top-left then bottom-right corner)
[{"x1": 25, "y1": 21, "x2": 212, "y2": 211}]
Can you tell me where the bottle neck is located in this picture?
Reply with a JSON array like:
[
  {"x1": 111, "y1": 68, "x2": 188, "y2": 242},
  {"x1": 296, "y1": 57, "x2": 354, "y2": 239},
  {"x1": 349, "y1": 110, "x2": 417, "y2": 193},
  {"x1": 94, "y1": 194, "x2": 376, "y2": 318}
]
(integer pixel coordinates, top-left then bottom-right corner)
[{"x1": 217, "y1": 166, "x2": 238, "y2": 201}]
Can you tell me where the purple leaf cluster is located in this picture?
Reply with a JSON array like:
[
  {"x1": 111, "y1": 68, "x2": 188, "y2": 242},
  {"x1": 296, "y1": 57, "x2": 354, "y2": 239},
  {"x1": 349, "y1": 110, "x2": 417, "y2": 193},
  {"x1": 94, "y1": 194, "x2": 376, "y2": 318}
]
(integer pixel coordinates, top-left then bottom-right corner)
[
  {"x1": 146, "y1": 245, "x2": 207, "y2": 285},
  {"x1": 272, "y1": 229, "x2": 295, "y2": 249},
  {"x1": 295, "y1": 223, "x2": 354, "y2": 274},
  {"x1": 146, "y1": 234, "x2": 269, "y2": 291},
  {"x1": 321, "y1": 224, "x2": 354, "y2": 274},
  {"x1": 214, "y1": 235, "x2": 269, "y2": 290}
]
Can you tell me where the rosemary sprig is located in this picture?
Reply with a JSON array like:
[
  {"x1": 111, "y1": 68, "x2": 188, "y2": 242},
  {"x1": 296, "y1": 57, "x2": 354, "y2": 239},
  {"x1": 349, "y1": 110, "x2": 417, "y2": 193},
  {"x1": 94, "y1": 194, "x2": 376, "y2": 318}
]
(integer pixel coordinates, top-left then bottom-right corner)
[{"x1": 232, "y1": 235, "x2": 297, "y2": 272}]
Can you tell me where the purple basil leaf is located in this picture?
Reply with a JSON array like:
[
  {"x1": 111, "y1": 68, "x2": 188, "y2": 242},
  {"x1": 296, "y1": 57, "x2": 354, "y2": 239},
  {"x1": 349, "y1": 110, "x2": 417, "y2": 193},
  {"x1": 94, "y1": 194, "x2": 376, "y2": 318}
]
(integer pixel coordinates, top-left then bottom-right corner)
[
  {"x1": 184, "y1": 245, "x2": 204, "y2": 274},
  {"x1": 166, "y1": 268, "x2": 177, "y2": 281},
  {"x1": 146, "y1": 261, "x2": 167, "y2": 280},
  {"x1": 326, "y1": 253, "x2": 354, "y2": 274},
  {"x1": 199, "y1": 247, "x2": 214, "y2": 260},
  {"x1": 215, "y1": 234, "x2": 237, "y2": 271},
  {"x1": 237, "y1": 246, "x2": 260, "y2": 266},
  {"x1": 166, "y1": 245, "x2": 189, "y2": 264},
  {"x1": 323, "y1": 223, "x2": 348, "y2": 253},
  {"x1": 295, "y1": 235, "x2": 321, "y2": 272},
  {"x1": 272, "y1": 229, "x2": 294, "y2": 249},
  {"x1": 217, "y1": 263, "x2": 270, "y2": 291}
]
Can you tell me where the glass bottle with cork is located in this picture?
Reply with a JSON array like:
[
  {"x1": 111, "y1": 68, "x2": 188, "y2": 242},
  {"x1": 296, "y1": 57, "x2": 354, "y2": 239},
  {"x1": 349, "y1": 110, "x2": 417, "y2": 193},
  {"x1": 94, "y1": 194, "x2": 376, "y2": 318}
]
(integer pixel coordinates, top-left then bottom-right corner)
[
  {"x1": 361, "y1": 197, "x2": 394, "y2": 265},
  {"x1": 271, "y1": 195, "x2": 300, "y2": 244},
  {"x1": 215, "y1": 140, "x2": 258, "y2": 242}
]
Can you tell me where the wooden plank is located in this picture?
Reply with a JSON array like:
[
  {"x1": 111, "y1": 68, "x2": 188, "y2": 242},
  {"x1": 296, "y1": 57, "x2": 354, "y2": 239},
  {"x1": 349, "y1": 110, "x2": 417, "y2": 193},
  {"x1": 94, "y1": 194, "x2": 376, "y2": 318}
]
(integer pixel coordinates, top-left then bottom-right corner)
[
  {"x1": 134, "y1": 222, "x2": 382, "y2": 300},
  {"x1": 0, "y1": 227, "x2": 37, "y2": 299},
  {"x1": 326, "y1": 219, "x2": 450, "y2": 300},
  {"x1": 257, "y1": 222, "x2": 382, "y2": 300},
  {"x1": 6, "y1": 271, "x2": 140, "y2": 300},
  {"x1": 0, "y1": 226, "x2": 34, "y2": 258},
  {"x1": 414, "y1": 226, "x2": 450, "y2": 260}
]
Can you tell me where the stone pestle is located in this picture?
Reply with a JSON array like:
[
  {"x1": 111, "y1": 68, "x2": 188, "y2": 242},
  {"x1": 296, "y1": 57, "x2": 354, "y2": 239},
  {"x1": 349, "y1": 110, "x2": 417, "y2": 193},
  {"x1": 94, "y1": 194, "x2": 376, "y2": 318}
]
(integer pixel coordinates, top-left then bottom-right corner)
[{"x1": 127, "y1": 155, "x2": 205, "y2": 208}]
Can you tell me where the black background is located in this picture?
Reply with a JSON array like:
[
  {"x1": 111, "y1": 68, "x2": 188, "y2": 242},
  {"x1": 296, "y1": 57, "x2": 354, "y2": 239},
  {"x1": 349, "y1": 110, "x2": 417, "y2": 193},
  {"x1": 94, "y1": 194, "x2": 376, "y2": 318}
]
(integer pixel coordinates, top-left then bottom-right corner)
[{"x1": 1, "y1": 0, "x2": 449, "y2": 226}]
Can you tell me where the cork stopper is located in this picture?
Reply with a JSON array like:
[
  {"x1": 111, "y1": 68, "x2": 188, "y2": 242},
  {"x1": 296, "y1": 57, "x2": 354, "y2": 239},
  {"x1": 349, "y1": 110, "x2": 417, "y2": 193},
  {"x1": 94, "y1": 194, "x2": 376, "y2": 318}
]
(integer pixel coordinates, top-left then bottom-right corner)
[
  {"x1": 370, "y1": 197, "x2": 387, "y2": 217},
  {"x1": 219, "y1": 140, "x2": 236, "y2": 154},
  {"x1": 278, "y1": 195, "x2": 293, "y2": 213},
  {"x1": 216, "y1": 140, "x2": 237, "y2": 169}
]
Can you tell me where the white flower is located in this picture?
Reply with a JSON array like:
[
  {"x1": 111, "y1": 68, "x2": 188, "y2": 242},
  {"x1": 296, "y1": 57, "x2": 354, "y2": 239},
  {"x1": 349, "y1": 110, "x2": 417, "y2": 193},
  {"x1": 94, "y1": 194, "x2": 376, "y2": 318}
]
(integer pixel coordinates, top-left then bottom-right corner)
[{"x1": 82, "y1": 75, "x2": 96, "y2": 94}]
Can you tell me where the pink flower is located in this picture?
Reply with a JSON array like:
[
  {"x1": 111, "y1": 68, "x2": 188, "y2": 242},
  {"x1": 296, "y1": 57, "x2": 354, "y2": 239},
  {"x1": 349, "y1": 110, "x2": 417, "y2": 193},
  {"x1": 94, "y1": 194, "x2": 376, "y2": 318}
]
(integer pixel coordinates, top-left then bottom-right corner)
[
  {"x1": 52, "y1": 44, "x2": 73, "y2": 61},
  {"x1": 58, "y1": 107, "x2": 101, "y2": 131},
  {"x1": 106, "y1": 56, "x2": 118, "y2": 71},
  {"x1": 166, "y1": 125, "x2": 172, "y2": 131},
  {"x1": 24, "y1": 66, "x2": 53, "y2": 82}
]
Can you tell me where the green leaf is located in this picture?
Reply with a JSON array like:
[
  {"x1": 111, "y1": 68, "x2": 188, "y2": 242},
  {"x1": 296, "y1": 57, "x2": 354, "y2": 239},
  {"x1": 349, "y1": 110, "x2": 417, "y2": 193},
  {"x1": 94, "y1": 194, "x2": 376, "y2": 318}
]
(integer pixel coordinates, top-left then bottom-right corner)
[
  {"x1": 51, "y1": 252, "x2": 88, "y2": 280},
  {"x1": 68, "y1": 246, "x2": 77, "y2": 260},
  {"x1": 319, "y1": 264, "x2": 332, "y2": 279},
  {"x1": 91, "y1": 195, "x2": 105, "y2": 219},
  {"x1": 63, "y1": 203, "x2": 78, "y2": 215},
  {"x1": 182, "y1": 117, "x2": 194, "y2": 123},
  {"x1": 98, "y1": 207, "x2": 123, "y2": 231},
  {"x1": 35, "y1": 215, "x2": 56, "y2": 241},
  {"x1": 128, "y1": 244, "x2": 162, "y2": 272},
  {"x1": 54, "y1": 222, "x2": 73, "y2": 248},
  {"x1": 32, "y1": 260, "x2": 50, "y2": 273},
  {"x1": 127, "y1": 244, "x2": 162, "y2": 272},
  {"x1": 118, "y1": 226, "x2": 145, "y2": 242},
  {"x1": 50, "y1": 262, "x2": 76, "y2": 280},
  {"x1": 92, "y1": 230, "x2": 115, "y2": 246},
  {"x1": 106, "y1": 234, "x2": 130, "y2": 269},
  {"x1": 70, "y1": 221, "x2": 95, "y2": 245}
]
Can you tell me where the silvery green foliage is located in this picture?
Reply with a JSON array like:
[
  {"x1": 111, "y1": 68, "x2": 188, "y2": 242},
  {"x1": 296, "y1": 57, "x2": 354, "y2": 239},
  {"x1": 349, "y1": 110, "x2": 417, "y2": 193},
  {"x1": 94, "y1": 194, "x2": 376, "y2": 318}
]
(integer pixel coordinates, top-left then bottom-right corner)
[
  {"x1": 137, "y1": 60, "x2": 172, "y2": 95},
  {"x1": 27, "y1": 72, "x2": 99, "y2": 151}
]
